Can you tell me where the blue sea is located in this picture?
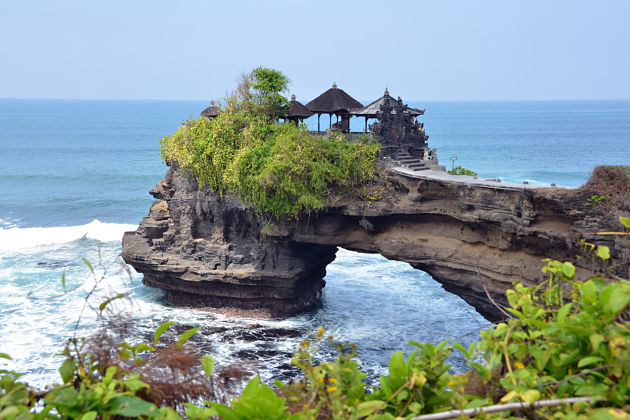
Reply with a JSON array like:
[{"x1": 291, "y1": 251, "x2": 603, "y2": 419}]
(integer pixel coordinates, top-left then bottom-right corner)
[{"x1": 1, "y1": 98, "x2": 629, "y2": 388}]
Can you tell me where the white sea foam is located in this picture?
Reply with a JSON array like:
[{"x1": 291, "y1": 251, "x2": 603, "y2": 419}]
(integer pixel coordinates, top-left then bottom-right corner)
[
  {"x1": 0, "y1": 217, "x2": 20, "y2": 230},
  {"x1": 0, "y1": 219, "x2": 138, "y2": 252}
]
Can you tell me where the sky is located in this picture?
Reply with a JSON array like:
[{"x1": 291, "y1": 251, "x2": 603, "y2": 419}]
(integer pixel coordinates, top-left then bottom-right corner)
[{"x1": 1, "y1": 0, "x2": 629, "y2": 101}]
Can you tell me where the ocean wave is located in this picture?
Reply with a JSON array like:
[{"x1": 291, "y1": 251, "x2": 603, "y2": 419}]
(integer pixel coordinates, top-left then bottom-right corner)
[
  {"x1": 0, "y1": 219, "x2": 138, "y2": 252},
  {"x1": 0, "y1": 217, "x2": 20, "y2": 230}
]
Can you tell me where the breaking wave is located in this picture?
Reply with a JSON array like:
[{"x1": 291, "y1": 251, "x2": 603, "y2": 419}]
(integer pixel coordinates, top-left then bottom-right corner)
[{"x1": 0, "y1": 219, "x2": 137, "y2": 252}]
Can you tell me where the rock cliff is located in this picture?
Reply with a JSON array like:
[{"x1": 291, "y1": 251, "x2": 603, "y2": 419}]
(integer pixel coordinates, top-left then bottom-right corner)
[{"x1": 122, "y1": 166, "x2": 630, "y2": 321}]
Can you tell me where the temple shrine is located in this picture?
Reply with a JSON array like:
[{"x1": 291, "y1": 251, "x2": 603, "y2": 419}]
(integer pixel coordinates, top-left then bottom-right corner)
[{"x1": 202, "y1": 84, "x2": 443, "y2": 171}]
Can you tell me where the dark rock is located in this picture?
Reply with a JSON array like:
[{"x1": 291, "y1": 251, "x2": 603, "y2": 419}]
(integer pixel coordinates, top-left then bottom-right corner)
[{"x1": 123, "y1": 166, "x2": 629, "y2": 322}]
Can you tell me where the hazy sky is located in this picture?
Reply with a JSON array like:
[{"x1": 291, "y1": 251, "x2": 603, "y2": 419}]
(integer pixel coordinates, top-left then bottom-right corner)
[{"x1": 1, "y1": 0, "x2": 629, "y2": 101}]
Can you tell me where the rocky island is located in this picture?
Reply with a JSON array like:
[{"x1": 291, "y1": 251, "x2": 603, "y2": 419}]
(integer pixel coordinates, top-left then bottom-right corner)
[
  {"x1": 122, "y1": 69, "x2": 630, "y2": 322},
  {"x1": 122, "y1": 162, "x2": 630, "y2": 321}
]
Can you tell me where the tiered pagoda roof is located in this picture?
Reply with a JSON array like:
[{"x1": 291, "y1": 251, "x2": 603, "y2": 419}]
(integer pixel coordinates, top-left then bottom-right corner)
[{"x1": 350, "y1": 89, "x2": 424, "y2": 118}]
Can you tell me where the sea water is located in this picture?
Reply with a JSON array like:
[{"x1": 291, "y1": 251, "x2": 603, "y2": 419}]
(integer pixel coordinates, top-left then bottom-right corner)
[{"x1": 1, "y1": 98, "x2": 629, "y2": 388}]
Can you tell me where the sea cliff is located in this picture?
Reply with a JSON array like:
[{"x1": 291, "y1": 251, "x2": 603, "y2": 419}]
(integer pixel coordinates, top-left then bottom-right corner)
[{"x1": 122, "y1": 165, "x2": 630, "y2": 321}]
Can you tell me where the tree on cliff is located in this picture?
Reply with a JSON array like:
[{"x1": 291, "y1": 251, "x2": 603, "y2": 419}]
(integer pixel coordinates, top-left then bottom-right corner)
[
  {"x1": 250, "y1": 67, "x2": 290, "y2": 120},
  {"x1": 233, "y1": 67, "x2": 290, "y2": 121}
]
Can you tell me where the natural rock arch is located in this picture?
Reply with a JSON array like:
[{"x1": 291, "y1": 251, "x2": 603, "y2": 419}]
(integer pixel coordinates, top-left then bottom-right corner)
[{"x1": 123, "y1": 166, "x2": 629, "y2": 321}]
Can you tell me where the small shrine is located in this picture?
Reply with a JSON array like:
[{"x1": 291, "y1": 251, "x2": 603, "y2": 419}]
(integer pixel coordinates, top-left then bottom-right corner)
[
  {"x1": 285, "y1": 95, "x2": 313, "y2": 126},
  {"x1": 366, "y1": 89, "x2": 429, "y2": 159},
  {"x1": 305, "y1": 83, "x2": 363, "y2": 133},
  {"x1": 200, "y1": 100, "x2": 220, "y2": 119}
]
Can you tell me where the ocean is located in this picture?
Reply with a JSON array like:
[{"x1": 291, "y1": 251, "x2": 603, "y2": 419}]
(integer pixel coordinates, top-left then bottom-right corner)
[{"x1": 1, "y1": 98, "x2": 629, "y2": 388}]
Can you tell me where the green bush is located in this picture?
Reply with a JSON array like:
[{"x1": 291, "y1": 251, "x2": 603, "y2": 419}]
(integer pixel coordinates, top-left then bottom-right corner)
[
  {"x1": 159, "y1": 71, "x2": 380, "y2": 219},
  {"x1": 448, "y1": 166, "x2": 478, "y2": 176}
]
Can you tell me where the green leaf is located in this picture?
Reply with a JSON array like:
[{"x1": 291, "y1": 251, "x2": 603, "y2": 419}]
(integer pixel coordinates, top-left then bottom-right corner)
[
  {"x1": 521, "y1": 389, "x2": 540, "y2": 403},
  {"x1": 134, "y1": 343, "x2": 156, "y2": 353},
  {"x1": 126, "y1": 379, "x2": 149, "y2": 393},
  {"x1": 620, "y1": 216, "x2": 630, "y2": 228},
  {"x1": 506, "y1": 289, "x2": 518, "y2": 308},
  {"x1": 590, "y1": 407, "x2": 630, "y2": 420},
  {"x1": 466, "y1": 398, "x2": 491, "y2": 409},
  {"x1": 59, "y1": 359, "x2": 76, "y2": 383},
  {"x1": 470, "y1": 362, "x2": 491, "y2": 381},
  {"x1": 595, "y1": 245, "x2": 610, "y2": 261},
  {"x1": 559, "y1": 348, "x2": 580, "y2": 366},
  {"x1": 0, "y1": 353, "x2": 12, "y2": 360},
  {"x1": 355, "y1": 400, "x2": 384, "y2": 416},
  {"x1": 210, "y1": 404, "x2": 238, "y2": 420},
  {"x1": 81, "y1": 258, "x2": 93, "y2": 273},
  {"x1": 45, "y1": 387, "x2": 78, "y2": 408},
  {"x1": 561, "y1": 262, "x2": 575, "y2": 279},
  {"x1": 453, "y1": 342, "x2": 470, "y2": 360},
  {"x1": 590, "y1": 333, "x2": 604, "y2": 352},
  {"x1": 600, "y1": 283, "x2": 630, "y2": 315},
  {"x1": 118, "y1": 349, "x2": 131, "y2": 359},
  {"x1": 578, "y1": 356, "x2": 604, "y2": 368},
  {"x1": 61, "y1": 271, "x2": 66, "y2": 292},
  {"x1": 201, "y1": 354, "x2": 215, "y2": 377},
  {"x1": 105, "y1": 396, "x2": 160, "y2": 417},
  {"x1": 184, "y1": 403, "x2": 219, "y2": 420},
  {"x1": 153, "y1": 321, "x2": 175, "y2": 345},
  {"x1": 176, "y1": 327, "x2": 200, "y2": 348},
  {"x1": 79, "y1": 411, "x2": 97, "y2": 420},
  {"x1": 580, "y1": 280, "x2": 597, "y2": 303},
  {"x1": 98, "y1": 293, "x2": 126, "y2": 313},
  {"x1": 557, "y1": 303, "x2": 572, "y2": 322},
  {"x1": 387, "y1": 351, "x2": 407, "y2": 390}
]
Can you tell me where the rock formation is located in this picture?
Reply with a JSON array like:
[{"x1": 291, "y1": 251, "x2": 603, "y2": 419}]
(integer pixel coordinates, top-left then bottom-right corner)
[{"x1": 122, "y1": 166, "x2": 630, "y2": 321}]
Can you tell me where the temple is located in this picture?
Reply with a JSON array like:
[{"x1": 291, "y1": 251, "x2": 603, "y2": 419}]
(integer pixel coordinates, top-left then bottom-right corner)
[
  {"x1": 305, "y1": 82, "x2": 363, "y2": 133},
  {"x1": 201, "y1": 84, "x2": 443, "y2": 171},
  {"x1": 200, "y1": 100, "x2": 220, "y2": 119},
  {"x1": 285, "y1": 95, "x2": 313, "y2": 126}
]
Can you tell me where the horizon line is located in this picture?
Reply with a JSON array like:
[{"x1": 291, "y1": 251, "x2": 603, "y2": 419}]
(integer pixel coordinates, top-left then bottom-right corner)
[
  {"x1": 2, "y1": 96, "x2": 630, "y2": 103},
  {"x1": 0, "y1": 96, "x2": 630, "y2": 102}
]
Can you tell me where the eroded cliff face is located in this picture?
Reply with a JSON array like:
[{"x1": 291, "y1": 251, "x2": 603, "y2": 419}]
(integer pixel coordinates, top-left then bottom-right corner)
[{"x1": 122, "y1": 166, "x2": 630, "y2": 321}]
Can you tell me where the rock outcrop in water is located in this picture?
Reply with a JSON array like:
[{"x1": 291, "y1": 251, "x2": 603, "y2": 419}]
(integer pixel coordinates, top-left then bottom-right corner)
[{"x1": 122, "y1": 165, "x2": 630, "y2": 321}]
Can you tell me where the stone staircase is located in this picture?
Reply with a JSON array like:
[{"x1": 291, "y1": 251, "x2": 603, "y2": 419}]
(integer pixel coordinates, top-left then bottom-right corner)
[{"x1": 395, "y1": 150, "x2": 428, "y2": 172}]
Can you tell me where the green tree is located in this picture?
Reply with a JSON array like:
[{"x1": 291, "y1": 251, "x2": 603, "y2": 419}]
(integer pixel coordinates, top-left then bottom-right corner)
[{"x1": 250, "y1": 67, "x2": 290, "y2": 120}]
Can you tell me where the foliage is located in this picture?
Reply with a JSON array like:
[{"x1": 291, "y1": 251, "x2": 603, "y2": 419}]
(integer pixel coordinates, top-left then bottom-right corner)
[
  {"x1": 250, "y1": 67, "x2": 290, "y2": 119},
  {"x1": 587, "y1": 194, "x2": 611, "y2": 204},
  {"x1": 160, "y1": 72, "x2": 381, "y2": 218},
  {"x1": 448, "y1": 165, "x2": 478, "y2": 176}
]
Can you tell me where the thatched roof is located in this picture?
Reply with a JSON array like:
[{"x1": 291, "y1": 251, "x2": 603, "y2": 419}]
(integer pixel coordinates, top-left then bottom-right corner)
[
  {"x1": 201, "y1": 101, "x2": 220, "y2": 118},
  {"x1": 306, "y1": 83, "x2": 363, "y2": 114},
  {"x1": 350, "y1": 89, "x2": 424, "y2": 118},
  {"x1": 286, "y1": 95, "x2": 314, "y2": 119}
]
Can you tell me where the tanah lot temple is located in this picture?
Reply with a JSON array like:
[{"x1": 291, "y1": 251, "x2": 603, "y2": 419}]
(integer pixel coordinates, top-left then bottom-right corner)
[{"x1": 201, "y1": 83, "x2": 445, "y2": 172}]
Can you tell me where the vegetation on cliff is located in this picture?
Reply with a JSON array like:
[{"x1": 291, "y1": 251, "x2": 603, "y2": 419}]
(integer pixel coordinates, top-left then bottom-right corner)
[
  {"x1": 2, "y1": 218, "x2": 630, "y2": 418},
  {"x1": 159, "y1": 68, "x2": 380, "y2": 218},
  {"x1": 447, "y1": 166, "x2": 477, "y2": 176}
]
